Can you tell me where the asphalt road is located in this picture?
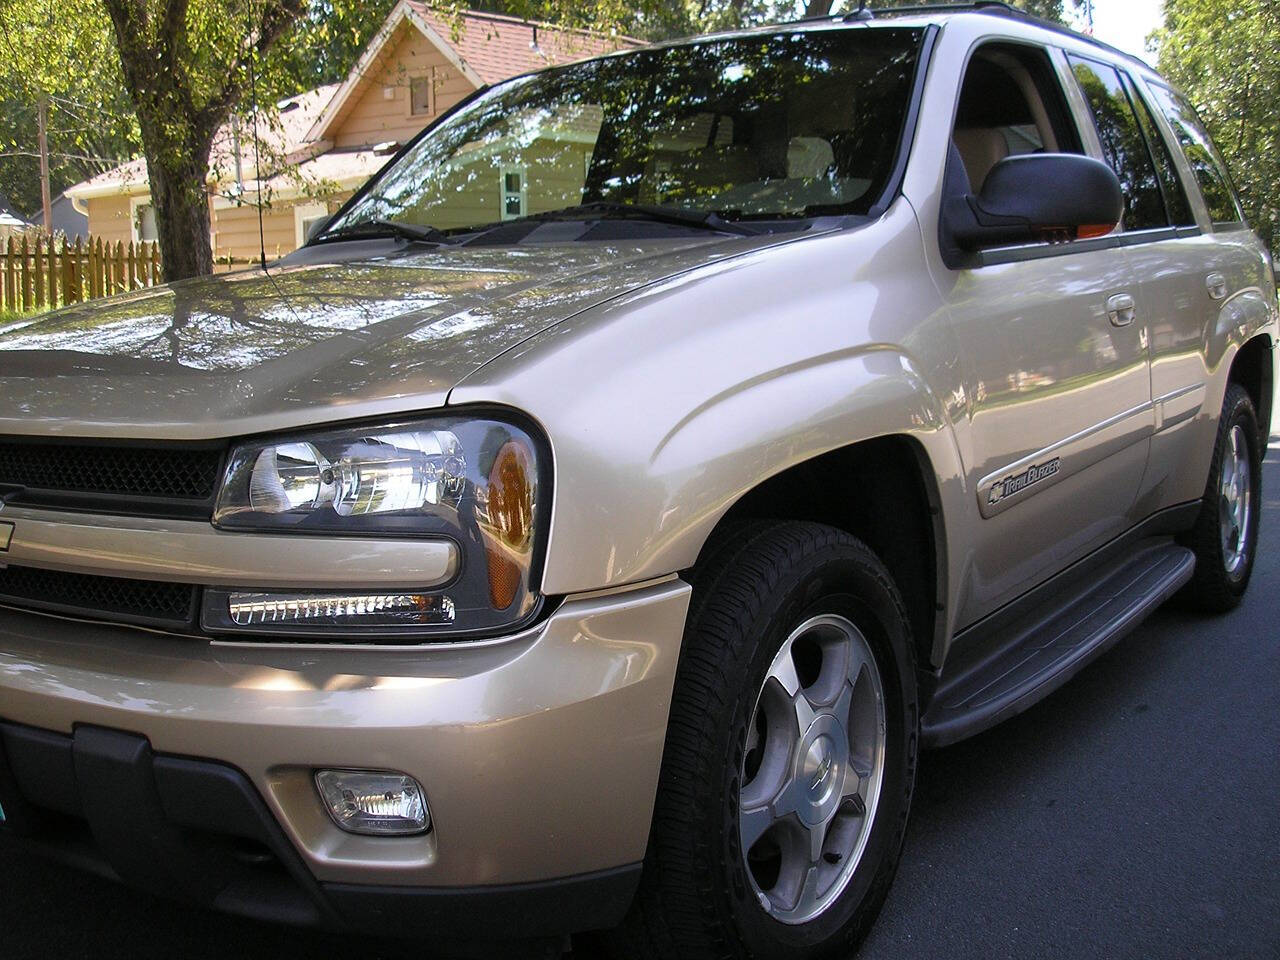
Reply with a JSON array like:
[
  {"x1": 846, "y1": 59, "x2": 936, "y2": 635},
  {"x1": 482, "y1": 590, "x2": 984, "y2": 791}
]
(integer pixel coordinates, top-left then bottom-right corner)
[{"x1": 2, "y1": 435, "x2": 1278, "y2": 960}]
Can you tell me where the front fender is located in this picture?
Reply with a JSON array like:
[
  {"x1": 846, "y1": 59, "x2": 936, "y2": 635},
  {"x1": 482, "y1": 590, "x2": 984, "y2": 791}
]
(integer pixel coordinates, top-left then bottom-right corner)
[{"x1": 448, "y1": 207, "x2": 968, "y2": 642}]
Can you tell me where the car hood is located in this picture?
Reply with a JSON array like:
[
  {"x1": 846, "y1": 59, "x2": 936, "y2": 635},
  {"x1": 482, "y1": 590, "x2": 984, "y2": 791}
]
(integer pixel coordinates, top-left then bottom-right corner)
[{"x1": 0, "y1": 238, "x2": 760, "y2": 440}]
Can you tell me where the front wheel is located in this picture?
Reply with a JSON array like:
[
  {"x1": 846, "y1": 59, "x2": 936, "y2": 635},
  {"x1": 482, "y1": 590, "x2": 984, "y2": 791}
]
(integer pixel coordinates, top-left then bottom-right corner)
[
  {"x1": 1179, "y1": 383, "x2": 1263, "y2": 612},
  {"x1": 608, "y1": 522, "x2": 918, "y2": 960}
]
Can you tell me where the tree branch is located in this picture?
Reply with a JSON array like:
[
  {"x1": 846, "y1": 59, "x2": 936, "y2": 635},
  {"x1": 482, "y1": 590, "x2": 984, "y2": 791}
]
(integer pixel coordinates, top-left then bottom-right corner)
[
  {"x1": 161, "y1": 0, "x2": 192, "y2": 50},
  {"x1": 199, "y1": 0, "x2": 305, "y2": 127}
]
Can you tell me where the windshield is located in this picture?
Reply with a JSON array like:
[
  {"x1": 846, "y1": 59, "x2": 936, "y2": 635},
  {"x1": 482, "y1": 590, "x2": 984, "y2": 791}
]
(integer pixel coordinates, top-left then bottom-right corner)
[{"x1": 321, "y1": 27, "x2": 924, "y2": 239}]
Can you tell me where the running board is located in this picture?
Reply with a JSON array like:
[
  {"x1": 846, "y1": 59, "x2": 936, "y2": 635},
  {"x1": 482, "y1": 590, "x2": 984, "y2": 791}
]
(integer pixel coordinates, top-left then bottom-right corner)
[{"x1": 921, "y1": 542, "x2": 1195, "y2": 748}]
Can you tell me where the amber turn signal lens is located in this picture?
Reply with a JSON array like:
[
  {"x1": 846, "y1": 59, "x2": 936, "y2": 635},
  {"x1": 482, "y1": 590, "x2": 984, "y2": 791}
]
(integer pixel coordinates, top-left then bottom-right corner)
[
  {"x1": 1077, "y1": 223, "x2": 1116, "y2": 240},
  {"x1": 485, "y1": 440, "x2": 535, "y2": 610}
]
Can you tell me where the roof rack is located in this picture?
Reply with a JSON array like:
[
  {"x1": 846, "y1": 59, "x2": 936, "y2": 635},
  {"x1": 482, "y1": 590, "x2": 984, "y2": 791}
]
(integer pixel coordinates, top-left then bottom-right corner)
[{"x1": 826, "y1": 1, "x2": 1150, "y2": 70}]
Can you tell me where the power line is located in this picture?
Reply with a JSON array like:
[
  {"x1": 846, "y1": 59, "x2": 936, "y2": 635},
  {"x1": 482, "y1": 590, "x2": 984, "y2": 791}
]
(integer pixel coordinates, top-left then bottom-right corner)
[{"x1": 0, "y1": 150, "x2": 128, "y2": 164}]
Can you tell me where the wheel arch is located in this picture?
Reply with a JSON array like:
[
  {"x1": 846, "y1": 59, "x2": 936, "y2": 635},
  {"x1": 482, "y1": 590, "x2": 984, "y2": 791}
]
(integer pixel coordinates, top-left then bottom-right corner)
[
  {"x1": 691, "y1": 432, "x2": 950, "y2": 698},
  {"x1": 1228, "y1": 333, "x2": 1274, "y2": 443}
]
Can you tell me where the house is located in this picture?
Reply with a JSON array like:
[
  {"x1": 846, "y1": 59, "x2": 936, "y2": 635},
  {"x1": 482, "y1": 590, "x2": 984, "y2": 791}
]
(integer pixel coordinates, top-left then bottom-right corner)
[
  {"x1": 64, "y1": 2, "x2": 637, "y2": 260},
  {"x1": 0, "y1": 196, "x2": 30, "y2": 242},
  {"x1": 48, "y1": 192, "x2": 89, "y2": 241}
]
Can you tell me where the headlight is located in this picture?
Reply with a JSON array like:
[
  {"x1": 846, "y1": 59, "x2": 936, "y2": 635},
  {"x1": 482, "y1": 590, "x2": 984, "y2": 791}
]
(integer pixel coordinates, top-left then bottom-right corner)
[{"x1": 204, "y1": 414, "x2": 546, "y2": 640}]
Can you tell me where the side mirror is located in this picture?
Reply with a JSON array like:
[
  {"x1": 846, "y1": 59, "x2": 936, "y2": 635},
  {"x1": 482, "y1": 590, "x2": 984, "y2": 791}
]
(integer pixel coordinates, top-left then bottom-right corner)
[
  {"x1": 305, "y1": 215, "x2": 333, "y2": 243},
  {"x1": 942, "y1": 153, "x2": 1124, "y2": 254}
]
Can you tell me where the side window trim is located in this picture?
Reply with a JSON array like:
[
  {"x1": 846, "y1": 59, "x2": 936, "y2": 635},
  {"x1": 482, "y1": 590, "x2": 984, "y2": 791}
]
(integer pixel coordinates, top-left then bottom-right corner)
[
  {"x1": 1048, "y1": 46, "x2": 1107, "y2": 166},
  {"x1": 972, "y1": 227, "x2": 1199, "y2": 268}
]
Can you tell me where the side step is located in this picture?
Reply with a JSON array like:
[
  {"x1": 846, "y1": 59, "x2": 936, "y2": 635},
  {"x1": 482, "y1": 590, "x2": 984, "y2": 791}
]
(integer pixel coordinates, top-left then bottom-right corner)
[{"x1": 921, "y1": 541, "x2": 1195, "y2": 748}]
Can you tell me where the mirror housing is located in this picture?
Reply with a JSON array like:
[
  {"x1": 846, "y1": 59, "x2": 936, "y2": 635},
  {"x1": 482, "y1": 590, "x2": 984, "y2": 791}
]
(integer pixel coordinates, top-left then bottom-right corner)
[
  {"x1": 942, "y1": 153, "x2": 1124, "y2": 254},
  {"x1": 305, "y1": 215, "x2": 333, "y2": 244}
]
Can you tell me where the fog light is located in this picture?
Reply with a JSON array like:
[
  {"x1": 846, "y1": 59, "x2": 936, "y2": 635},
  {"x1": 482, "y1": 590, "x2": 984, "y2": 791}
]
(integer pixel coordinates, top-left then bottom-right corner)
[
  {"x1": 315, "y1": 769, "x2": 430, "y2": 836},
  {"x1": 227, "y1": 591, "x2": 455, "y2": 627}
]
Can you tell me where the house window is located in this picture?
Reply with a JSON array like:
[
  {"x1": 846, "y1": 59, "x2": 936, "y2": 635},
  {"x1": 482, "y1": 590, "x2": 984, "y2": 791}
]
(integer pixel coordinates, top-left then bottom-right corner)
[
  {"x1": 131, "y1": 198, "x2": 159, "y2": 243},
  {"x1": 294, "y1": 202, "x2": 330, "y2": 247},
  {"x1": 410, "y1": 76, "x2": 434, "y2": 117},
  {"x1": 501, "y1": 168, "x2": 526, "y2": 220}
]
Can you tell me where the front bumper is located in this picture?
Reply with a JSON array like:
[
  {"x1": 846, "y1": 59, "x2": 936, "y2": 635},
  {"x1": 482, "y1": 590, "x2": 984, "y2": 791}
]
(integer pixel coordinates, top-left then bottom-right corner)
[{"x1": 0, "y1": 578, "x2": 690, "y2": 935}]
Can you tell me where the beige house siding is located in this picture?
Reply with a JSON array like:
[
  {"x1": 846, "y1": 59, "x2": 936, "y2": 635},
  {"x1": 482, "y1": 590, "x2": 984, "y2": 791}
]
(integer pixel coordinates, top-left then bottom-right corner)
[
  {"x1": 213, "y1": 195, "x2": 351, "y2": 261},
  {"x1": 82, "y1": 194, "x2": 350, "y2": 262},
  {"x1": 213, "y1": 205, "x2": 297, "y2": 261},
  {"x1": 331, "y1": 26, "x2": 476, "y2": 149},
  {"x1": 87, "y1": 194, "x2": 135, "y2": 246}
]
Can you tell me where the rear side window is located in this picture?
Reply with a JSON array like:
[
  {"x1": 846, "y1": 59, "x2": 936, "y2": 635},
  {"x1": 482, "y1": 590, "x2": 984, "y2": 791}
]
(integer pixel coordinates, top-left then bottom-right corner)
[
  {"x1": 1148, "y1": 84, "x2": 1244, "y2": 226},
  {"x1": 1068, "y1": 55, "x2": 1166, "y2": 232},
  {"x1": 1123, "y1": 75, "x2": 1195, "y2": 227}
]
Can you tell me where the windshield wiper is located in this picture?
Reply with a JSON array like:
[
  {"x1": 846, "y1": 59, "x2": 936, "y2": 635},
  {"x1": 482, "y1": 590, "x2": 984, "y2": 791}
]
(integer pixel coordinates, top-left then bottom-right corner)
[
  {"x1": 521, "y1": 202, "x2": 758, "y2": 237},
  {"x1": 315, "y1": 219, "x2": 455, "y2": 246}
]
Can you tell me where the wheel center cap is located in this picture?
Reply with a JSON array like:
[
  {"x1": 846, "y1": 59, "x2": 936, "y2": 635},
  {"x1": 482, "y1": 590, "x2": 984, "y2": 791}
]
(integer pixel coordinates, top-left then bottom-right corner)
[
  {"x1": 805, "y1": 737, "x2": 835, "y2": 796},
  {"x1": 796, "y1": 716, "x2": 847, "y2": 825}
]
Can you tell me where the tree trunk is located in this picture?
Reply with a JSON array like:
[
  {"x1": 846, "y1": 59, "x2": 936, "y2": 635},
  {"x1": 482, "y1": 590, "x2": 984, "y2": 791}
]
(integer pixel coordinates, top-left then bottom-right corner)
[
  {"x1": 144, "y1": 146, "x2": 215, "y2": 281},
  {"x1": 805, "y1": 0, "x2": 836, "y2": 16}
]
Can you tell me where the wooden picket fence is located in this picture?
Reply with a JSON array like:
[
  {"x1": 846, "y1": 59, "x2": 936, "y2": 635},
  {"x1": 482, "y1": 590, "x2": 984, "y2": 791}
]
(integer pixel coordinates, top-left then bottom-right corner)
[{"x1": 0, "y1": 235, "x2": 162, "y2": 313}]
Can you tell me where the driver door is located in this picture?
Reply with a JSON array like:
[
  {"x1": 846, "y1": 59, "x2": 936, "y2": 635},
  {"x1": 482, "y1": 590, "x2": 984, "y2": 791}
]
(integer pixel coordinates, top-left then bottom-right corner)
[{"x1": 938, "y1": 42, "x2": 1154, "y2": 626}]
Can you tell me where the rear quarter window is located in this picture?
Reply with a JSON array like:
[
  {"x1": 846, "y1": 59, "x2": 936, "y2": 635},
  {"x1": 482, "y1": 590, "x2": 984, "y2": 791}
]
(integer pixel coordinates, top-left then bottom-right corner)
[{"x1": 1148, "y1": 83, "x2": 1244, "y2": 227}]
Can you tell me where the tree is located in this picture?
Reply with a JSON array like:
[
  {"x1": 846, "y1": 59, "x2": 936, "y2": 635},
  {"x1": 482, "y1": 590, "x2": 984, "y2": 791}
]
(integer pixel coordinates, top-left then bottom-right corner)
[
  {"x1": 0, "y1": 0, "x2": 140, "y2": 227},
  {"x1": 96, "y1": 0, "x2": 316, "y2": 280},
  {"x1": 1154, "y1": 0, "x2": 1280, "y2": 251}
]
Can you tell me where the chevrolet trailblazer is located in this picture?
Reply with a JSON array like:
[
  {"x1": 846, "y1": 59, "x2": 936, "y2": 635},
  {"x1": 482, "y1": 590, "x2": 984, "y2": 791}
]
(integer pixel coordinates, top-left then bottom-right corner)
[{"x1": 0, "y1": 4, "x2": 1274, "y2": 958}]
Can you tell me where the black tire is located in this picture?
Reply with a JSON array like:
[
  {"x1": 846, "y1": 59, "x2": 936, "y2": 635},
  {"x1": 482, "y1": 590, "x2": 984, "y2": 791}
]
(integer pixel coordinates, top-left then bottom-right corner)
[
  {"x1": 605, "y1": 521, "x2": 918, "y2": 960},
  {"x1": 1178, "y1": 383, "x2": 1263, "y2": 612}
]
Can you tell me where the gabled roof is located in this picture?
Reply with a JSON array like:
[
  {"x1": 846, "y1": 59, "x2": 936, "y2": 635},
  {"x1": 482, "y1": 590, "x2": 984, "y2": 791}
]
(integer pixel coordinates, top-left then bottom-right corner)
[
  {"x1": 66, "y1": 85, "x2": 338, "y2": 201},
  {"x1": 0, "y1": 195, "x2": 29, "y2": 227},
  {"x1": 307, "y1": 1, "x2": 640, "y2": 142},
  {"x1": 409, "y1": 3, "x2": 638, "y2": 85}
]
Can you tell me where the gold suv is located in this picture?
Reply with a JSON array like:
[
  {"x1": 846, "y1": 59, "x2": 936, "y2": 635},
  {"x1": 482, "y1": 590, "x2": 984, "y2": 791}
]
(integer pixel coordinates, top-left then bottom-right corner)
[{"x1": 0, "y1": 5, "x2": 1274, "y2": 957}]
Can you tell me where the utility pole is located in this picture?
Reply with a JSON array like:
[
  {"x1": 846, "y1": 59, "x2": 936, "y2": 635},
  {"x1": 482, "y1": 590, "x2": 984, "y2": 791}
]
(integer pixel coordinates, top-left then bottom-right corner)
[
  {"x1": 231, "y1": 115, "x2": 245, "y2": 196},
  {"x1": 37, "y1": 94, "x2": 52, "y2": 234},
  {"x1": 1080, "y1": 0, "x2": 1096, "y2": 35}
]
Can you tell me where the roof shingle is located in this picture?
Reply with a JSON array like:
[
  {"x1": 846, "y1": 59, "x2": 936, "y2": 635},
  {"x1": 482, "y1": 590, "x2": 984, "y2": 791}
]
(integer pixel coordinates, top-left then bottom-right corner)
[{"x1": 408, "y1": 3, "x2": 639, "y2": 85}]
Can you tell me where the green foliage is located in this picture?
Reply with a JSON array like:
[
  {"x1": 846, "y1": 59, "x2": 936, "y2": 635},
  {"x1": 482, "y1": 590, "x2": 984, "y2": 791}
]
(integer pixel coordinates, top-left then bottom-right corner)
[
  {"x1": 272, "y1": 0, "x2": 399, "y2": 88},
  {"x1": 0, "y1": 0, "x2": 140, "y2": 217},
  {"x1": 1154, "y1": 0, "x2": 1280, "y2": 250}
]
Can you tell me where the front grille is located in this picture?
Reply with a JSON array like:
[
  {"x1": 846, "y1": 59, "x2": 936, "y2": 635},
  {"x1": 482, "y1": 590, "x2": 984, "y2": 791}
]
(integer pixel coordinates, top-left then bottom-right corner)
[
  {"x1": 0, "y1": 565, "x2": 198, "y2": 627},
  {"x1": 0, "y1": 441, "x2": 223, "y2": 501}
]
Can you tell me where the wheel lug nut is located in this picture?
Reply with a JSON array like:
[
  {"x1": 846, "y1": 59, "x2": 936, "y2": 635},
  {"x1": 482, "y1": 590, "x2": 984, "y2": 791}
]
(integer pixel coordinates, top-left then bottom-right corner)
[{"x1": 843, "y1": 795, "x2": 866, "y2": 816}]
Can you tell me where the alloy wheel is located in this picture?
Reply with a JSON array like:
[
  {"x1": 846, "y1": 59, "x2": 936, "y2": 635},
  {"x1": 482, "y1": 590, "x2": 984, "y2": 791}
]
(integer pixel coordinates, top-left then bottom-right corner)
[
  {"x1": 739, "y1": 613, "x2": 887, "y2": 925},
  {"x1": 1219, "y1": 423, "x2": 1253, "y2": 577}
]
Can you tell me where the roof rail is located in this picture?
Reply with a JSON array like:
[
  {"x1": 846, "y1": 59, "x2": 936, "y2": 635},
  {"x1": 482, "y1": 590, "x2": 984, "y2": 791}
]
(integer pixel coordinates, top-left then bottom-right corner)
[{"x1": 830, "y1": 1, "x2": 1151, "y2": 70}]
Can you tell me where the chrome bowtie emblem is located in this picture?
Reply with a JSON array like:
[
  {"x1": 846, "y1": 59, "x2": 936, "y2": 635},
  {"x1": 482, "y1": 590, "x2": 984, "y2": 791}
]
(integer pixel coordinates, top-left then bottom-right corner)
[{"x1": 809, "y1": 754, "x2": 833, "y2": 792}]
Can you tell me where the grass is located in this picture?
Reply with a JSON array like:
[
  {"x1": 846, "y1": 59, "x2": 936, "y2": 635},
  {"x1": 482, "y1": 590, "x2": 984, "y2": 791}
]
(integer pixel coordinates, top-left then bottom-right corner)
[{"x1": 0, "y1": 307, "x2": 46, "y2": 330}]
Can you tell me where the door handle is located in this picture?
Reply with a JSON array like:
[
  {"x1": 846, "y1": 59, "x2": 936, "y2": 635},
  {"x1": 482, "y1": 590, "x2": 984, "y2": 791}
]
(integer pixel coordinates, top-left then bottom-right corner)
[
  {"x1": 1106, "y1": 293, "x2": 1137, "y2": 327},
  {"x1": 1206, "y1": 273, "x2": 1229, "y2": 301}
]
